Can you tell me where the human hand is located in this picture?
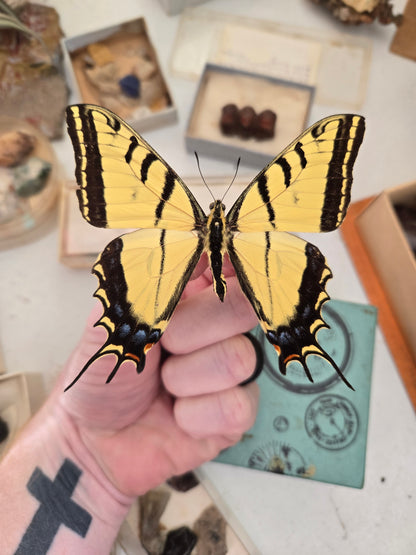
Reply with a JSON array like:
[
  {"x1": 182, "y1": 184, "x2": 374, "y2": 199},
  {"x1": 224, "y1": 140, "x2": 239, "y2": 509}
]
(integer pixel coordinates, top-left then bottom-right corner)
[{"x1": 58, "y1": 254, "x2": 260, "y2": 497}]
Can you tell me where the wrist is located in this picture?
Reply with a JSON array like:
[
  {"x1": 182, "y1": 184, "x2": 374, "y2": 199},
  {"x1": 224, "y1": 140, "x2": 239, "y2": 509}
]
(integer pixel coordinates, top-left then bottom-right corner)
[{"x1": 0, "y1": 394, "x2": 134, "y2": 553}]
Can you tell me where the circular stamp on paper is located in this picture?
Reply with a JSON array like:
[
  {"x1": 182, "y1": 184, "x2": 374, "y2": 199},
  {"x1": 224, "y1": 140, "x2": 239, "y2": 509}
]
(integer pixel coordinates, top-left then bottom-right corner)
[
  {"x1": 305, "y1": 394, "x2": 359, "y2": 450},
  {"x1": 248, "y1": 440, "x2": 315, "y2": 478},
  {"x1": 273, "y1": 415, "x2": 289, "y2": 433}
]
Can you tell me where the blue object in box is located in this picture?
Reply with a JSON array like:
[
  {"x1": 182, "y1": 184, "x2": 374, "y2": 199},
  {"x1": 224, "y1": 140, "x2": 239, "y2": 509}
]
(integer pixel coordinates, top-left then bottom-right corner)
[
  {"x1": 215, "y1": 299, "x2": 377, "y2": 489},
  {"x1": 119, "y1": 74, "x2": 141, "y2": 98}
]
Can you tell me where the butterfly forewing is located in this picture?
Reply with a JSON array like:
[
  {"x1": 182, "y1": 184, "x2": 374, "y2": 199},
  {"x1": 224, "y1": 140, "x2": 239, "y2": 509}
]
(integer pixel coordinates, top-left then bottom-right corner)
[
  {"x1": 66, "y1": 104, "x2": 205, "y2": 231},
  {"x1": 227, "y1": 114, "x2": 365, "y2": 233}
]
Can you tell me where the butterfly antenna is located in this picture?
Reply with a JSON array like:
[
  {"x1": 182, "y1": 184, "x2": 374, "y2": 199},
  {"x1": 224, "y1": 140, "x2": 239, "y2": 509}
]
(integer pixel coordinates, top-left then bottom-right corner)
[
  {"x1": 221, "y1": 157, "x2": 241, "y2": 203},
  {"x1": 194, "y1": 151, "x2": 215, "y2": 202}
]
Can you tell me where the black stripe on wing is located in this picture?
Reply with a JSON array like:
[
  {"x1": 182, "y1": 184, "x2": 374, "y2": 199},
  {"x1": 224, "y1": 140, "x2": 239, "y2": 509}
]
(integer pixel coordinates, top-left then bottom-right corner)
[
  {"x1": 317, "y1": 115, "x2": 365, "y2": 231},
  {"x1": 66, "y1": 105, "x2": 110, "y2": 226}
]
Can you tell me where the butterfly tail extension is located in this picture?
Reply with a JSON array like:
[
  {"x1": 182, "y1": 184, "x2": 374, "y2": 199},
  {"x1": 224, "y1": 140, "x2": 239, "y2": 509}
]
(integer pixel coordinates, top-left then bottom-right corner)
[
  {"x1": 63, "y1": 322, "x2": 157, "y2": 391},
  {"x1": 63, "y1": 347, "x2": 120, "y2": 391},
  {"x1": 270, "y1": 333, "x2": 353, "y2": 390},
  {"x1": 228, "y1": 231, "x2": 353, "y2": 387}
]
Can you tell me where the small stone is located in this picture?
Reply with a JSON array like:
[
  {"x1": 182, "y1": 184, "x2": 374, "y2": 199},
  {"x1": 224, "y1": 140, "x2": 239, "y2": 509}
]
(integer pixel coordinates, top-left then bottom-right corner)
[
  {"x1": 85, "y1": 62, "x2": 120, "y2": 95},
  {"x1": 119, "y1": 74, "x2": 141, "y2": 98},
  {"x1": 162, "y1": 526, "x2": 197, "y2": 555},
  {"x1": 13, "y1": 156, "x2": 51, "y2": 198},
  {"x1": 134, "y1": 57, "x2": 157, "y2": 80},
  {"x1": 140, "y1": 77, "x2": 165, "y2": 106},
  {"x1": 167, "y1": 472, "x2": 199, "y2": 492},
  {"x1": 193, "y1": 505, "x2": 227, "y2": 555},
  {"x1": 238, "y1": 106, "x2": 257, "y2": 139},
  {"x1": 219, "y1": 104, "x2": 240, "y2": 136},
  {"x1": 0, "y1": 416, "x2": 9, "y2": 443},
  {"x1": 150, "y1": 95, "x2": 169, "y2": 112},
  {"x1": 139, "y1": 487, "x2": 171, "y2": 554},
  {"x1": 254, "y1": 109, "x2": 277, "y2": 140},
  {"x1": 130, "y1": 105, "x2": 153, "y2": 120},
  {"x1": 86, "y1": 42, "x2": 114, "y2": 66},
  {"x1": 0, "y1": 131, "x2": 36, "y2": 167}
]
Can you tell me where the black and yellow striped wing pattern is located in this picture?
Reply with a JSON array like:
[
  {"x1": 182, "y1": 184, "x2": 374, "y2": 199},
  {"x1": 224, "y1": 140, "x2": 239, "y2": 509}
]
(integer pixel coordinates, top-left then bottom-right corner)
[
  {"x1": 65, "y1": 105, "x2": 365, "y2": 389},
  {"x1": 227, "y1": 114, "x2": 363, "y2": 233},
  {"x1": 67, "y1": 104, "x2": 205, "y2": 230},
  {"x1": 226, "y1": 114, "x2": 365, "y2": 381}
]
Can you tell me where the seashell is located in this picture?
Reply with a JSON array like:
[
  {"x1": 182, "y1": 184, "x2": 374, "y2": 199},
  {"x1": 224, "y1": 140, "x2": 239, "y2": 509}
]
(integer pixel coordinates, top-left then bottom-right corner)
[
  {"x1": 343, "y1": 0, "x2": 379, "y2": 12},
  {"x1": 13, "y1": 156, "x2": 51, "y2": 198},
  {"x1": 0, "y1": 130, "x2": 36, "y2": 167}
]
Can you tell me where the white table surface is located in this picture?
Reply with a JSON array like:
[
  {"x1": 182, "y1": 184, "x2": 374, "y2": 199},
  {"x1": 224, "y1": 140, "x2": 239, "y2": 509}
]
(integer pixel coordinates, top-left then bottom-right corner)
[{"x1": 1, "y1": 1, "x2": 415, "y2": 553}]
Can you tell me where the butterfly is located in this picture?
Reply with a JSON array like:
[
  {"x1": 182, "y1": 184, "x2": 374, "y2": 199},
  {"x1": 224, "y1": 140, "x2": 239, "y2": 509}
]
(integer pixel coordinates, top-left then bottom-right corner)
[{"x1": 65, "y1": 104, "x2": 365, "y2": 390}]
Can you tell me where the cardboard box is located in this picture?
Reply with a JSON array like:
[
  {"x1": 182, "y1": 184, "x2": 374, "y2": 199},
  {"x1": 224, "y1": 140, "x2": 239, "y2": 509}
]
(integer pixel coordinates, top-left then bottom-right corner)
[
  {"x1": 355, "y1": 182, "x2": 416, "y2": 362},
  {"x1": 390, "y1": 0, "x2": 416, "y2": 61},
  {"x1": 159, "y1": 0, "x2": 211, "y2": 15},
  {"x1": 185, "y1": 64, "x2": 314, "y2": 167},
  {"x1": 62, "y1": 18, "x2": 177, "y2": 132},
  {"x1": 171, "y1": 8, "x2": 371, "y2": 111}
]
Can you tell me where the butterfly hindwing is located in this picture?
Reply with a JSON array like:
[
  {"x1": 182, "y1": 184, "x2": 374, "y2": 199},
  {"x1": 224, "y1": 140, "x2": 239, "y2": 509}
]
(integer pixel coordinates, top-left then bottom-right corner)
[
  {"x1": 64, "y1": 228, "x2": 204, "y2": 389},
  {"x1": 66, "y1": 104, "x2": 205, "y2": 231},
  {"x1": 227, "y1": 114, "x2": 365, "y2": 233},
  {"x1": 226, "y1": 231, "x2": 347, "y2": 383}
]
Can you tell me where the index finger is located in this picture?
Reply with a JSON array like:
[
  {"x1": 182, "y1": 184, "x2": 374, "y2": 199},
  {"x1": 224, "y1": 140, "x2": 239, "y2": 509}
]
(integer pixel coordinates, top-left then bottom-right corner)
[{"x1": 161, "y1": 276, "x2": 258, "y2": 355}]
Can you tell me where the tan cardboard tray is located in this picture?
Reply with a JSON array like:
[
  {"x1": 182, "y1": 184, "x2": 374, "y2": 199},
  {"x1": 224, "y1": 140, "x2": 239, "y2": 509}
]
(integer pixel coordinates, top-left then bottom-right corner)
[
  {"x1": 62, "y1": 17, "x2": 177, "y2": 133},
  {"x1": 186, "y1": 64, "x2": 314, "y2": 167},
  {"x1": 341, "y1": 187, "x2": 416, "y2": 411}
]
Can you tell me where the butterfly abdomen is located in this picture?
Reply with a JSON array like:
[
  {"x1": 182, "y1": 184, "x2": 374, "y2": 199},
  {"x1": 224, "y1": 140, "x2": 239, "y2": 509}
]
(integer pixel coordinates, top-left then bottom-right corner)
[{"x1": 206, "y1": 200, "x2": 228, "y2": 302}]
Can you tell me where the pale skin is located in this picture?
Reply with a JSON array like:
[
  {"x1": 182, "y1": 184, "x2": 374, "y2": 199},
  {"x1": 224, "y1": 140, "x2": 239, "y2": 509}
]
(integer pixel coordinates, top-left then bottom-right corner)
[{"x1": 0, "y1": 256, "x2": 260, "y2": 554}]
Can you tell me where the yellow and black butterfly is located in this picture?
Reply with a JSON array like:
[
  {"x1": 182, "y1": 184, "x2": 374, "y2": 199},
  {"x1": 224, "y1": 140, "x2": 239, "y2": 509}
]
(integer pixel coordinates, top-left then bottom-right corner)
[{"x1": 65, "y1": 104, "x2": 365, "y2": 390}]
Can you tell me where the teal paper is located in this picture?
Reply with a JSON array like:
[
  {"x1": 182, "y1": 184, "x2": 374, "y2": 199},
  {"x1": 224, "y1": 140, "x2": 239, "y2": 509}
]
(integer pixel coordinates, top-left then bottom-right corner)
[{"x1": 215, "y1": 300, "x2": 377, "y2": 488}]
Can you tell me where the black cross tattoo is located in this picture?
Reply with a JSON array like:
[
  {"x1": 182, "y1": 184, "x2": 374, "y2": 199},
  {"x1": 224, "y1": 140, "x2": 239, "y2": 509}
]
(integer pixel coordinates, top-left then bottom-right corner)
[{"x1": 14, "y1": 459, "x2": 92, "y2": 555}]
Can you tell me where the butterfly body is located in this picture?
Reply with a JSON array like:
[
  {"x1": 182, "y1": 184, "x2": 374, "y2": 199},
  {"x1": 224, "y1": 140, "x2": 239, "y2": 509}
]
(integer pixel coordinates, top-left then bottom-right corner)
[
  {"x1": 204, "y1": 200, "x2": 228, "y2": 302},
  {"x1": 65, "y1": 104, "x2": 365, "y2": 390}
]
